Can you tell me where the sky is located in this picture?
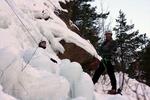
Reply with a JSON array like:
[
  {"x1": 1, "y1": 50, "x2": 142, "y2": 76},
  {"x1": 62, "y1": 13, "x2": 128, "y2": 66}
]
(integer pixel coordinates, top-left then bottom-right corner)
[{"x1": 91, "y1": 0, "x2": 150, "y2": 37}]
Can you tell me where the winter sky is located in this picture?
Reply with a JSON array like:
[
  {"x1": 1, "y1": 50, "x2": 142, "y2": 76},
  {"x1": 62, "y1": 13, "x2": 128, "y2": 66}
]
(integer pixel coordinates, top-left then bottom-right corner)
[{"x1": 92, "y1": 0, "x2": 150, "y2": 37}]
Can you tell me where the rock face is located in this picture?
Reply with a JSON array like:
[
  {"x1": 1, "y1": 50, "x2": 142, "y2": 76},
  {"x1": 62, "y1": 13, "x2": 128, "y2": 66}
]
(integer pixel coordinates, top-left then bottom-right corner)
[
  {"x1": 58, "y1": 40, "x2": 92, "y2": 64},
  {"x1": 58, "y1": 40, "x2": 95, "y2": 74}
]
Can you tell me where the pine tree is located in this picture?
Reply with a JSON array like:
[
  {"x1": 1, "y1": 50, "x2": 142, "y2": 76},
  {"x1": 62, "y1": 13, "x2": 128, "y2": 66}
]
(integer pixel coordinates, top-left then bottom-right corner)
[{"x1": 113, "y1": 10, "x2": 148, "y2": 72}]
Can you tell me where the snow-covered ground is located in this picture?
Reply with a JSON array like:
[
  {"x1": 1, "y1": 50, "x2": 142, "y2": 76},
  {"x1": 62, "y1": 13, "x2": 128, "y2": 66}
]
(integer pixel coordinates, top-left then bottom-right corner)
[
  {"x1": 0, "y1": 0, "x2": 149, "y2": 100},
  {"x1": 95, "y1": 72, "x2": 150, "y2": 100}
]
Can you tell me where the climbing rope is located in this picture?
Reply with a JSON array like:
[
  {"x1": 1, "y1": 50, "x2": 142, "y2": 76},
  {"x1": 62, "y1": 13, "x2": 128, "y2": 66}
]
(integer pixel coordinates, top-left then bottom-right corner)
[
  {"x1": 21, "y1": 47, "x2": 39, "y2": 71},
  {"x1": 4, "y1": 0, "x2": 38, "y2": 44},
  {"x1": 4, "y1": 0, "x2": 44, "y2": 72}
]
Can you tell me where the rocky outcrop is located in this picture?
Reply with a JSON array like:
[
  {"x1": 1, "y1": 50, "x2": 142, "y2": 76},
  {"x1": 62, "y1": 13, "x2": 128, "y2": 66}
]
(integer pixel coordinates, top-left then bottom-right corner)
[
  {"x1": 58, "y1": 40, "x2": 98, "y2": 74},
  {"x1": 58, "y1": 40, "x2": 92, "y2": 64}
]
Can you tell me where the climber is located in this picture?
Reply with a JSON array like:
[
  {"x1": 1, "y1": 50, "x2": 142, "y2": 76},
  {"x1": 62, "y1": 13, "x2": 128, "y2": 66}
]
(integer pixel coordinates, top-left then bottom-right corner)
[
  {"x1": 92, "y1": 31, "x2": 117, "y2": 94},
  {"x1": 38, "y1": 40, "x2": 57, "y2": 63}
]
